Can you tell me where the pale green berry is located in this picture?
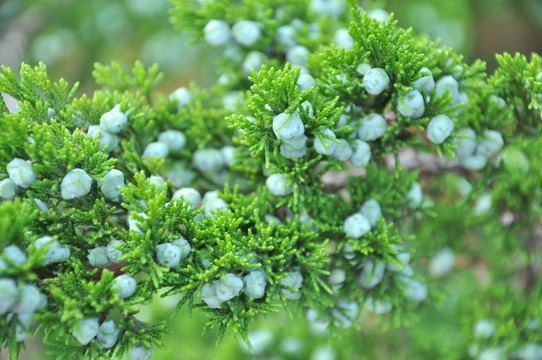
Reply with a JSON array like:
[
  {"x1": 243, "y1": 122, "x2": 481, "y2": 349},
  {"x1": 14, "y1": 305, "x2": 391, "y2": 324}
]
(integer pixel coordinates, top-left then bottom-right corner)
[
  {"x1": 87, "y1": 125, "x2": 118, "y2": 152},
  {"x1": 358, "y1": 113, "x2": 387, "y2": 140},
  {"x1": 101, "y1": 169, "x2": 124, "y2": 201},
  {"x1": 88, "y1": 247, "x2": 112, "y2": 267},
  {"x1": 61, "y1": 168, "x2": 92, "y2": 200},
  {"x1": 427, "y1": 115, "x2": 454, "y2": 144},
  {"x1": 231, "y1": 20, "x2": 261, "y2": 46},
  {"x1": 331, "y1": 300, "x2": 359, "y2": 329},
  {"x1": 459, "y1": 153, "x2": 487, "y2": 170},
  {"x1": 413, "y1": 67, "x2": 435, "y2": 93},
  {"x1": 3, "y1": 245, "x2": 27, "y2": 266},
  {"x1": 143, "y1": 142, "x2": 169, "y2": 161},
  {"x1": 454, "y1": 128, "x2": 477, "y2": 158},
  {"x1": 203, "y1": 19, "x2": 230, "y2": 46},
  {"x1": 343, "y1": 213, "x2": 371, "y2": 239},
  {"x1": 350, "y1": 139, "x2": 371, "y2": 167},
  {"x1": 112, "y1": 274, "x2": 137, "y2": 299},
  {"x1": 406, "y1": 182, "x2": 422, "y2": 209},
  {"x1": 34, "y1": 236, "x2": 70, "y2": 264},
  {"x1": 158, "y1": 130, "x2": 186, "y2": 153},
  {"x1": 193, "y1": 148, "x2": 224, "y2": 173},
  {"x1": 266, "y1": 173, "x2": 293, "y2": 196},
  {"x1": 476, "y1": 130, "x2": 503, "y2": 158},
  {"x1": 360, "y1": 199, "x2": 381, "y2": 227},
  {"x1": 11, "y1": 284, "x2": 41, "y2": 314},
  {"x1": 331, "y1": 138, "x2": 352, "y2": 161},
  {"x1": 156, "y1": 243, "x2": 181, "y2": 267},
  {"x1": 170, "y1": 87, "x2": 192, "y2": 109},
  {"x1": 100, "y1": 105, "x2": 128, "y2": 134},
  {"x1": 280, "y1": 135, "x2": 308, "y2": 159},
  {"x1": 399, "y1": 275, "x2": 427, "y2": 302},
  {"x1": 172, "y1": 238, "x2": 191, "y2": 261},
  {"x1": 334, "y1": 28, "x2": 354, "y2": 50},
  {"x1": 474, "y1": 319, "x2": 495, "y2": 338},
  {"x1": 97, "y1": 320, "x2": 119, "y2": 349},
  {"x1": 297, "y1": 74, "x2": 316, "y2": 92},
  {"x1": 214, "y1": 273, "x2": 244, "y2": 302},
  {"x1": 7, "y1": 158, "x2": 36, "y2": 188},
  {"x1": 314, "y1": 129, "x2": 337, "y2": 155},
  {"x1": 494, "y1": 146, "x2": 529, "y2": 174},
  {"x1": 129, "y1": 343, "x2": 153, "y2": 360},
  {"x1": 0, "y1": 178, "x2": 17, "y2": 199},
  {"x1": 172, "y1": 187, "x2": 201, "y2": 207},
  {"x1": 363, "y1": 68, "x2": 389, "y2": 96},
  {"x1": 273, "y1": 112, "x2": 304, "y2": 140},
  {"x1": 201, "y1": 283, "x2": 222, "y2": 308},
  {"x1": 106, "y1": 240, "x2": 126, "y2": 264},
  {"x1": 397, "y1": 90, "x2": 425, "y2": 119},
  {"x1": 435, "y1": 75, "x2": 459, "y2": 100},
  {"x1": 358, "y1": 260, "x2": 385, "y2": 289},
  {"x1": 72, "y1": 318, "x2": 99, "y2": 345},
  {"x1": 276, "y1": 25, "x2": 297, "y2": 49},
  {"x1": 286, "y1": 45, "x2": 309, "y2": 66},
  {"x1": 0, "y1": 278, "x2": 19, "y2": 314},
  {"x1": 280, "y1": 271, "x2": 303, "y2": 300},
  {"x1": 428, "y1": 247, "x2": 456, "y2": 278},
  {"x1": 243, "y1": 270, "x2": 267, "y2": 299}
]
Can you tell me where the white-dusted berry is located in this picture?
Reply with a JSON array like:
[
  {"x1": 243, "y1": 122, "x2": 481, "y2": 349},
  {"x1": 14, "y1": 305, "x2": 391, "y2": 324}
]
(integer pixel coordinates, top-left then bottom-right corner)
[
  {"x1": 473, "y1": 193, "x2": 492, "y2": 216},
  {"x1": 3, "y1": 245, "x2": 27, "y2": 266},
  {"x1": 476, "y1": 130, "x2": 503, "y2": 158},
  {"x1": 280, "y1": 271, "x2": 303, "y2": 300},
  {"x1": 34, "y1": 236, "x2": 70, "y2": 264},
  {"x1": 106, "y1": 240, "x2": 126, "y2": 263},
  {"x1": 0, "y1": 278, "x2": 19, "y2": 314},
  {"x1": 459, "y1": 153, "x2": 487, "y2": 170},
  {"x1": 280, "y1": 135, "x2": 308, "y2": 159},
  {"x1": 0, "y1": 178, "x2": 17, "y2": 199},
  {"x1": 156, "y1": 243, "x2": 181, "y2": 267},
  {"x1": 343, "y1": 213, "x2": 371, "y2": 239},
  {"x1": 350, "y1": 139, "x2": 371, "y2": 167},
  {"x1": 455, "y1": 92, "x2": 469, "y2": 114},
  {"x1": 97, "y1": 320, "x2": 119, "y2": 349},
  {"x1": 166, "y1": 161, "x2": 193, "y2": 188},
  {"x1": 454, "y1": 128, "x2": 477, "y2": 158},
  {"x1": 112, "y1": 274, "x2": 137, "y2": 299},
  {"x1": 331, "y1": 300, "x2": 359, "y2": 328},
  {"x1": 88, "y1": 247, "x2": 112, "y2": 267},
  {"x1": 360, "y1": 199, "x2": 382, "y2": 227},
  {"x1": 399, "y1": 276, "x2": 427, "y2": 302},
  {"x1": 129, "y1": 343, "x2": 153, "y2": 360},
  {"x1": 101, "y1": 169, "x2": 124, "y2": 201},
  {"x1": 61, "y1": 168, "x2": 92, "y2": 200},
  {"x1": 214, "y1": 273, "x2": 243, "y2": 302},
  {"x1": 231, "y1": 20, "x2": 261, "y2": 47},
  {"x1": 334, "y1": 28, "x2": 354, "y2": 50},
  {"x1": 331, "y1": 138, "x2": 352, "y2": 161},
  {"x1": 435, "y1": 75, "x2": 459, "y2": 100},
  {"x1": 172, "y1": 238, "x2": 191, "y2": 261},
  {"x1": 7, "y1": 158, "x2": 36, "y2": 188},
  {"x1": 201, "y1": 283, "x2": 222, "y2": 308},
  {"x1": 358, "y1": 113, "x2": 388, "y2": 141},
  {"x1": 143, "y1": 142, "x2": 169, "y2": 161},
  {"x1": 266, "y1": 173, "x2": 293, "y2": 196},
  {"x1": 242, "y1": 51, "x2": 267, "y2": 75},
  {"x1": 100, "y1": 105, "x2": 128, "y2": 134},
  {"x1": 309, "y1": 0, "x2": 346, "y2": 16},
  {"x1": 173, "y1": 187, "x2": 201, "y2": 207},
  {"x1": 286, "y1": 45, "x2": 309, "y2": 66},
  {"x1": 272, "y1": 112, "x2": 304, "y2": 140},
  {"x1": 203, "y1": 19, "x2": 230, "y2": 46},
  {"x1": 243, "y1": 270, "x2": 267, "y2": 299},
  {"x1": 158, "y1": 130, "x2": 186, "y2": 153},
  {"x1": 220, "y1": 146, "x2": 236, "y2": 167},
  {"x1": 427, "y1": 114, "x2": 454, "y2": 144},
  {"x1": 406, "y1": 182, "x2": 422, "y2": 209},
  {"x1": 494, "y1": 146, "x2": 529, "y2": 174},
  {"x1": 358, "y1": 260, "x2": 386, "y2": 289},
  {"x1": 170, "y1": 87, "x2": 192, "y2": 109},
  {"x1": 368, "y1": 8, "x2": 390, "y2": 22},
  {"x1": 297, "y1": 74, "x2": 316, "y2": 92},
  {"x1": 72, "y1": 318, "x2": 99, "y2": 345},
  {"x1": 87, "y1": 125, "x2": 118, "y2": 152},
  {"x1": 413, "y1": 67, "x2": 435, "y2": 93},
  {"x1": 314, "y1": 129, "x2": 337, "y2": 155},
  {"x1": 365, "y1": 298, "x2": 392, "y2": 314},
  {"x1": 474, "y1": 319, "x2": 495, "y2": 338},
  {"x1": 363, "y1": 68, "x2": 390, "y2": 96},
  {"x1": 193, "y1": 148, "x2": 224, "y2": 173},
  {"x1": 428, "y1": 247, "x2": 456, "y2": 278},
  {"x1": 397, "y1": 90, "x2": 425, "y2": 119},
  {"x1": 276, "y1": 25, "x2": 297, "y2": 49},
  {"x1": 11, "y1": 284, "x2": 41, "y2": 314}
]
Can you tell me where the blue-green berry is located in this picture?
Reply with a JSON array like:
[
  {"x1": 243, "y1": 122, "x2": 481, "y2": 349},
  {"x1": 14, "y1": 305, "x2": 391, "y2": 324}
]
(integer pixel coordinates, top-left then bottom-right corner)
[
  {"x1": 358, "y1": 260, "x2": 386, "y2": 289},
  {"x1": 454, "y1": 128, "x2": 477, "y2": 158},
  {"x1": 220, "y1": 146, "x2": 236, "y2": 167},
  {"x1": 215, "y1": 273, "x2": 244, "y2": 302},
  {"x1": 0, "y1": 278, "x2": 19, "y2": 314},
  {"x1": 7, "y1": 158, "x2": 36, "y2": 188},
  {"x1": 331, "y1": 139, "x2": 352, "y2": 161},
  {"x1": 427, "y1": 115, "x2": 454, "y2": 144},
  {"x1": 88, "y1": 247, "x2": 112, "y2": 267},
  {"x1": 314, "y1": 129, "x2": 337, "y2": 155},
  {"x1": 280, "y1": 135, "x2": 308, "y2": 159},
  {"x1": 406, "y1": 182, "x2": 422, "y2": 209},
  {"x1": 158, "y1": 130, "x2": 186, "y2": 153},
  {"x1": 343, "y1": 213, "x2": 371, "y2": 239},
  {"x1": 0, "y1": 178, "x2": 17, "y2": 199},
  {"x1": 243, "y1": 270, "x2": 267, "y2": 299},
  {"x1": 413, "y1": 67, "x2": 435, "y2": 93},
  {"x1": 15, "y1": 313, "x2": 35, "y2": 342},
  {"x1": 331, "y1": 300, "x2": 359, "y2": 329},
  {"x1": 276, "y1": 25, "x2": 297, "y2": 49},
  {"x1": 170, "y1": 87, "x2": 192, "y2": 109},
  {"x1": 72, "y1": 318, "x2": 99, "y2": 345},
  {"x1": 61, "y1": 168, "x2": 92, "y2": 200},
  {"x1": 172, "y1": 238, "x2": 191, "y2": 261},
  {"x1": 428, "y1": 247, "x2": 455, "y2": 278},
  {"x1": 166, "y1": 161, "x2": 194, "y2": 188},
  {"x1": 101, "y1": 169, "x2": 124, "y2": 201},
  {"x1": 368, "y1": 8, "x2": 390, "y2": 22},
  {"x1": 334, "y1": 28, "x2": 354, "y2": 50},
  {"x1": 459, "y1": 153, "x2": 487, "y2": 170},
  {"x1": 97, "y1": 320, "x2": 119, "y2": 349},
  {"x1": 435, "y1": 75, "x2": 459, "y2": 100},
  {"x1": 173, "y1": 187, "x2": 201, "y2": 207},
  {"x1": 399, "y1": 275, "x2": 427, "y2": 302},
  {"x1": 100, "y1": 105, "x2": 128, "y2": 134},
  {"x1": 474, "y1": 319, "x2": 495, "y2": 338},
  {"x1": 149, "y1": 176, "x2": 166, "y2": 189},
  {"x1": 143, "y1": 142, "x2": 169, "y2": 161},
  {"x1": 397, "y1": 90, "x2": 425, "y2": 119},
  {"x1": 231, "y1": 20, "x2": 261, "y2": 46},
  {"x1": 201, "y1": 283, "x2": 223, "y2": 308},
  {"x1": 11, "y1": 284, "x2": 41, "y2": 314},
  {"x1": 363, "y1": 68, "x2": 389, "y2": 96},
  {"x1": 286, "y1": 45, "x2": 309, "y2": 66},
  {"x1": 3, "y1": 245, "x2": 27, "y2": 266},
  {"x1": 350, "y1": 139, "x2": 371, "y2": 167},
  {"x1": 106, "y1": 240, "x2": 126, "y2": 264},
  {"x1": 360, "y1": 199, "x2": 382, "y2": 227},
  {"x1": 87, "y1": 125, "x2": 118, "y2": 152},
  {"x1": 358, "y1": 113, "x2": 388, "y2": 141},
  {"x1": 297, "y1": 74, "x2": 316, "y2": 92},
  {"x1": 280, "y1": 271, "x2": 303, "y2": 300},
  {"x1": 494, "y1": 146, "x2": 529, "y2": 174},
  {"x1": 204, "y1": 197, "x2": 229, "y2": 218},
  {"x1": 193, "y1": 148, "x2": 224, "y2": 173},
  {"x1": 34, "y1": 236, "x2": 70, "y2": 264},
  {"x1": 112, "y1": 274, "x2": 137, "y2": 299},
  {"x1": 273, "y1": 112, "x2": 304, "y2": 140},
  {"x1": 473, "y1": 193, "x2": 492, "y2": 216},
  {"x1": 203, "y1": 19, "x2": 231, "y2": 46},
  {"x1": 266, "y1": 173, "x2": 293, "y2": 196},
  {"x1": 476, "y1": 130, "x2": 503, "y2": 158},
  {"x1": 129, "y1": 343, "x2": 153, "y2": 360},
  {"x1": 242, "y1": 51, "x2": 267, "y2": 75},
  {"x1": 156, "y1": 243, "x2": 181, "y2": 267}
]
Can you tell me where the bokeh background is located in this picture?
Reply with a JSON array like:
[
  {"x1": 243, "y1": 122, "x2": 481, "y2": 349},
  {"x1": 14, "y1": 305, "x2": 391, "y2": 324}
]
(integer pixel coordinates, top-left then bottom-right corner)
[{"x1": 1, "y1": 0, "x2": 541, "y2": 359}]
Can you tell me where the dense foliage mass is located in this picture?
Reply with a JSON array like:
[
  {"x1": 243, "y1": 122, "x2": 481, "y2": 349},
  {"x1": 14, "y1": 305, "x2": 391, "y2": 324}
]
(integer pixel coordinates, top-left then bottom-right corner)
[{"x1": 1, "y1": 0, "x2": 542, "y2": 359}]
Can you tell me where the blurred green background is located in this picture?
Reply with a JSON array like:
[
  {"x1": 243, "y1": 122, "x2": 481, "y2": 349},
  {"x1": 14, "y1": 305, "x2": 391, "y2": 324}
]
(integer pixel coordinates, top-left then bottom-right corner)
[{"x1": 1, "y1": 0, "x2": 541, "y2": 359}]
